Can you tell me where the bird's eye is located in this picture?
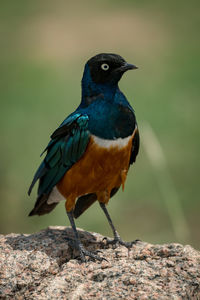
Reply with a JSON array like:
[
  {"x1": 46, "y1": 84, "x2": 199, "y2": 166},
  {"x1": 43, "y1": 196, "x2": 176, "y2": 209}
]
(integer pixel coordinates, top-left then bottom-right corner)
[{"x1": 101, "y1": 63, "x2": 109, "y2": 71}]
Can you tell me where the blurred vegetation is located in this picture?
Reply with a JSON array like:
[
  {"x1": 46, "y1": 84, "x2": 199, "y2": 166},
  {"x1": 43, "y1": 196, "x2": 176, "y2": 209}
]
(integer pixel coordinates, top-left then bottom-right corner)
[{"x1": 0, "y1": 0, "x2": 199, "y2": 249}]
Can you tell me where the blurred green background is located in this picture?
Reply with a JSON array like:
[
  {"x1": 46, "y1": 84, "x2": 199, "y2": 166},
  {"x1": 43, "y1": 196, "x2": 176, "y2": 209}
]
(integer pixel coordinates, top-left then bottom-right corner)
[{"x1": 0, "y1": 0, "x2": 199, "y2": 249}]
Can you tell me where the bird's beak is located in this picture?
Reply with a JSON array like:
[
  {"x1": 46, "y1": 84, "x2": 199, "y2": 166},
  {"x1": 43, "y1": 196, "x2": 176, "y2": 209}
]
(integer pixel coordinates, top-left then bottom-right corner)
[
  {"x1": 123, "y1": 63, "x2": 138, "y2": 71},
  {"x1": 117, "y1": 63, "x2": 138, "y2": 73}
]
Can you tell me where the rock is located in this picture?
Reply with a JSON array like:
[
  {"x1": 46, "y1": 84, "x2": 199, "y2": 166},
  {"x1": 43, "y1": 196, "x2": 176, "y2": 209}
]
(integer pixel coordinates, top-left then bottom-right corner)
[{"x1": 0, "y1": 226, "x2": 199, "y2": 299}]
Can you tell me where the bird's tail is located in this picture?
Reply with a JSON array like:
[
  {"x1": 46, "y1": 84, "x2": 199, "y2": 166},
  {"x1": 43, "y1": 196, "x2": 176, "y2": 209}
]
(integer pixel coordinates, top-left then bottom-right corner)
[{"x1": 28, "y1": 193, "x2": 58, "y2": 216}]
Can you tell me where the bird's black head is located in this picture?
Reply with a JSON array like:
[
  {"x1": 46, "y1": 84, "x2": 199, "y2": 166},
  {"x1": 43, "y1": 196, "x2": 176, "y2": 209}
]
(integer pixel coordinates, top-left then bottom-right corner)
[{"x1": 87, "y1": 53, "x2": 138, "y2": 85}]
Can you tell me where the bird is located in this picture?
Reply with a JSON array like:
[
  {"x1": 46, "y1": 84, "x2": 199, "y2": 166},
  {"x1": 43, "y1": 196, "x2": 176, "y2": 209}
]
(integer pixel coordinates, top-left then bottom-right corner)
[{"x1": 28, "y1": 53, "x2": 140, "y2": 262}]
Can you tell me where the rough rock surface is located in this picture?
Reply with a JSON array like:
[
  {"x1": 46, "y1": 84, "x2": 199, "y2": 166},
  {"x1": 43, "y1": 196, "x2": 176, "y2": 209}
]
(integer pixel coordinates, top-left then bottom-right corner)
[{"x1": 0, "y1": 226, "x2": 199, "y2": 299}]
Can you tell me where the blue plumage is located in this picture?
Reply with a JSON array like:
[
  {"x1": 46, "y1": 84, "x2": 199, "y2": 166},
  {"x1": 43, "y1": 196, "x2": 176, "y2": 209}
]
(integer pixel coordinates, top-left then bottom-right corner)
[{"x1": 78, "y1": 91, "x2": 135, "y2": 139}]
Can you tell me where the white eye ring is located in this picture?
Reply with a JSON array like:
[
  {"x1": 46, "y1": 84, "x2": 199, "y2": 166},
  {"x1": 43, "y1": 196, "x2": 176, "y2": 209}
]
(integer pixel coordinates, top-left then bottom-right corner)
[{"x1": 101, "y1": 63, "x2": 109, "y2": 71}]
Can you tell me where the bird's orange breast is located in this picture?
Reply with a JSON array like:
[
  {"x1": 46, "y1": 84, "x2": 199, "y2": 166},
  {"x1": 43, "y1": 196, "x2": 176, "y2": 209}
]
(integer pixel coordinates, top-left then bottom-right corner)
[{"x1": 57, "y1": 133, "x2": 134, "y2": 212}]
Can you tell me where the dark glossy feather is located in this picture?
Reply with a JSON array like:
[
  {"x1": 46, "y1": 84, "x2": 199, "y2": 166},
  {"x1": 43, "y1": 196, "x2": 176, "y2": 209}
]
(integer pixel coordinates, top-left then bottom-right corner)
[
  {"x1": 130, "y1": 127, "x2": 140, "y2": 164},
  {"x1": 28, "y1": 162, "x2": 47, "y2": 196},
  {"x1": 28, "y1": 114, "x2": 90, "y2": 216},
  {"x1": 73, "y1": 187, "x2": 119, "y2": 219},
  {"x1": 29, "y1": 194, "x2": 58, "y2": 216},
  {"x1": 51, "y1": 113, "x2": 81, "y2": 139}
]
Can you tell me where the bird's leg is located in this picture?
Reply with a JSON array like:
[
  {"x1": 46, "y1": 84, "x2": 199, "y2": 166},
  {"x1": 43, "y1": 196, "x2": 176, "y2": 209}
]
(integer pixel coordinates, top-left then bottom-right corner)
[
  {"x1": 99, "y1": 202, "x2": 139, "y2": 248},
  {"x1": 67, "y1": 210, "x2": 104, "y2": 262}
]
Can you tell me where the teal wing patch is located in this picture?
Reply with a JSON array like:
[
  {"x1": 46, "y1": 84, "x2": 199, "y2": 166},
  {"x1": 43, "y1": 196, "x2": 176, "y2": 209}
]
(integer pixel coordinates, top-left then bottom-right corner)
[{"x1": 28, "y1": 113, "x2": 90, "y2": 197}]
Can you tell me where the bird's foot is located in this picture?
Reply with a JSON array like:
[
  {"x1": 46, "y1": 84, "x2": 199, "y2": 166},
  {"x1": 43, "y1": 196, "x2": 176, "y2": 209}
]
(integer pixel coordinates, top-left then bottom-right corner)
[
  {"x1": 78, "y1": 245, "x2": 106, "y2": 263},
  {"x1": 102, "y1": 236, "x2": 140, "y2": 249},
  {"x1": 66, "y1": 211, "x2": 107, "y2": 262},
  {"x1": 68, "y1": 239, "x2": 106, "y2": 262}
]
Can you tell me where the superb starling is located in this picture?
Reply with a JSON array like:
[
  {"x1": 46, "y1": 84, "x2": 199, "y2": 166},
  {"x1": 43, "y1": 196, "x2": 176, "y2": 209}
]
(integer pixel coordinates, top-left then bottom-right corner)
[{"x1": 28, "y1": 53, "x2": 140, "y2": 261}]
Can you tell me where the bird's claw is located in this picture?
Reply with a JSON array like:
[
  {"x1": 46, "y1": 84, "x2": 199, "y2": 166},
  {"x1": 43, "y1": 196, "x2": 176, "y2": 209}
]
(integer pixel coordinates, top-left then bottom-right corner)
[
  {"x1": 67, "y1": 237, "x2": 107, "y2": 262},
  {"x1": 78, "y1": 246, "x2": 107, "y2": 263},
  {"x1": 102, "y1": 237, "x2": 140, "y2": 249}
]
